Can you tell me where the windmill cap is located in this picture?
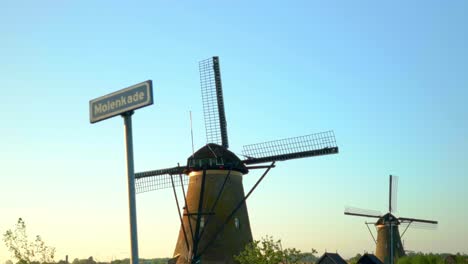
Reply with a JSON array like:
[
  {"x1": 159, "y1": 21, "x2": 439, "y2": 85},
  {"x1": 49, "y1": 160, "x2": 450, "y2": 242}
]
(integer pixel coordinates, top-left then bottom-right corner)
[
  {"x1": 376, "y1": 213, "x2": 400, "y2": 226},
  {"x1": 187, "y1": 143, "x2": 248, "y2": 174}
]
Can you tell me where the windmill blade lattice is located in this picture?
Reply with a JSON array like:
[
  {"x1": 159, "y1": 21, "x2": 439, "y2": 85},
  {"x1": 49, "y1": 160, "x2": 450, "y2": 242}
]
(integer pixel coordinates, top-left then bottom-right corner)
[
  {"x1": 390, "y1": 175, "x2": 399, "y2": 213},
  {"x1": 135, "y1": 166, "x2": 187, "y2": 193},
  {"x1": 398, "y1": 216, "x2": 438, "y2": 225},
  {"x1": 130, "y1": 56, "x2": 340, "y2": 264},
  {"x1": 200, "y1": 56, "x2": 229, "y2": 148},
  {"x1": 242, "y1": 131, "x2": 338, "y2": 165},
  {"x1": 344, "y1": 206, "x2": 382, "y2": 218},
  {"x1": 400, "y1": 221, "x2": 438, "y2": 230}
]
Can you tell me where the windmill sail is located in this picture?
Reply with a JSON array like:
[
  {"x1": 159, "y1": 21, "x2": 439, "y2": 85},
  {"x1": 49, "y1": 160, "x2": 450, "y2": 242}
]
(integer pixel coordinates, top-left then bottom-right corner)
[
  {"x1": 400, "y1": 221, "x2": 438, "y2": 231},
  {"x1": 344, "y1": 206, "x2": 382, "y2": 218},
  {"x1": 398, "y1": 216, "x2": 438, "y2": 225},
  {"x1": 242, "y1": 131, "x2": 338, "y2": 165},
  {"x1": 389, "y1": 175, "x2": 399, "y2": 213},
  {"x1": 199, "y1": 56, "x2": 229, "y2": 148},
  {"x1": 135, "y1": 166, "x2": 187, "y2": 193},
  {"x1": 133, "y1": 56, "x2": 340, "y2": 264}
]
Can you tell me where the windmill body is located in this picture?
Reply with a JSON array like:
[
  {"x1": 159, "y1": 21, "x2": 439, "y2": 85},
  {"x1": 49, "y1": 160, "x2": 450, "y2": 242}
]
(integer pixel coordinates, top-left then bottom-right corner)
[
  {"x1": 172, "y1": 144, "x2": 253, "y2": 264},
  {"x1": 135, "y1": 57, "x2": 339, "y2": 264},
  {"x1": 344, "y1": 176, "x2": 438, "y2": 264},
  {"x1": 375, "y1": 214, "x2": 405, "y2": 264},
  {"x1": 173, "y1": 169, "x2": 251, "y2": 264}
]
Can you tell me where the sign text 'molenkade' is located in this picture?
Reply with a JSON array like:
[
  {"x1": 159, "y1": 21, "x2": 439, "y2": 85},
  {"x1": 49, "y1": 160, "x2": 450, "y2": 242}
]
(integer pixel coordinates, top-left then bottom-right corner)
[{"x1": 89, "y1": 80, "x2": 153, "y2": 123}]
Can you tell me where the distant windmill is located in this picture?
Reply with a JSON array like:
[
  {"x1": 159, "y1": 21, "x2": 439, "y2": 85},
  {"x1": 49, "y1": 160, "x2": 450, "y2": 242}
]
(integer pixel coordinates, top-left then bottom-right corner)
[
  {"x1": 344, "y1": 175, "x2": 438, "y2": 264},
  {"x1": 135, "y1": 57, "x2": 339, "y2": 264}
]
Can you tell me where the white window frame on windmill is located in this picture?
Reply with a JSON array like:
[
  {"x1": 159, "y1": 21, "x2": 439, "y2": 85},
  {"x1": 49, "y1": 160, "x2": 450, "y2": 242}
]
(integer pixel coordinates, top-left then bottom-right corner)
[
  {"x1": 234, "y1": 217, "x2": 240, "y2": 230},
  {"x1": 189, "y1": 157, "x2": 225, "y2": 168},
  {"x1": 200, "y1": 217, "x2": 205, "y2": 229}
]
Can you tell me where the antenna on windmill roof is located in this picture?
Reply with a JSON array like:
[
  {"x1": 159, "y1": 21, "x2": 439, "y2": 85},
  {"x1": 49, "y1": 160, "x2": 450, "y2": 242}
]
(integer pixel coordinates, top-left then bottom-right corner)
[{"x1": 190, "y1": 111, "x2": 195, "y2": 158}]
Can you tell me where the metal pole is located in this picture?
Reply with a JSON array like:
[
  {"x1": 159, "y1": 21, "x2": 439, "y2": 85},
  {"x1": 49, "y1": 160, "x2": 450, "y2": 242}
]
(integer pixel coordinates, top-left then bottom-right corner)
[
  {"x1": 122, "y1": 111, "x2": 139, "y2": 264},
  {"x1": 197, "y1": 162, "x2": 275, "y2": 258},
  {"x1": 365, "y1": 222, "x2": 377, "y2": 244},
  {"x1": 389, "y1": 175, "x2": 393, "y2": 264},
  {"x1": 170, "y1": 174, "x2": 190, "y2": 252},
  {"x1": 389, "y1": 175, "x2": 392, "y2": 213},
  {"x1": 192, "y1": 168, "x2": 207, "y2": 263},
  {"x1": 389, "y1": 219, "x2": 393, "y2": 264}
]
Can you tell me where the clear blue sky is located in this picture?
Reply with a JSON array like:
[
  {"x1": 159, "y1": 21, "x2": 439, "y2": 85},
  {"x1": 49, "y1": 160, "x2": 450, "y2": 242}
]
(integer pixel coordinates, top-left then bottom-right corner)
[{"x1": 1, "y1": 0, "x2": 467, "y2": 261}]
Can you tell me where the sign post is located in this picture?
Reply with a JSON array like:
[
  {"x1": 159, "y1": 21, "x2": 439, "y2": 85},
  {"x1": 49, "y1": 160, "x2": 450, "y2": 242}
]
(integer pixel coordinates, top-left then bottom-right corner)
[
  {"x1": 122, "y1": 110, "x2": 139, "y2": 264},
  {"x1": 90, "y1": 80, "x2": 153, "y2": 264}
]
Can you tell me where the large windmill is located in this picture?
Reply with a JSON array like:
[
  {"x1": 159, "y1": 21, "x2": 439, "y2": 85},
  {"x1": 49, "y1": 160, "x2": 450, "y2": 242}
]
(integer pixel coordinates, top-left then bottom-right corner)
[
  {"x1": 134, "y1": 57, "x2": 339, "y2": 264},
  {"x1": 344, "y1": 175, "x2": 438, "y2": 264}
]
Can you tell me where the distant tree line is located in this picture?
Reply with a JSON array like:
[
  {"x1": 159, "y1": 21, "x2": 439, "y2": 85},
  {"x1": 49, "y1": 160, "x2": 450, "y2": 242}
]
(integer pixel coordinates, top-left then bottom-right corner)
[
  {"x1": 3, "y1": 218, "x2": 466, "y2": 264},
  {"x1": 348, "y1": 253, "x2": 468, "y2": 264},
  {"x1": 70, "y1": 258, "x2": 170, "y2": 264},
  {"x1": 348, "y1": 253, "x2": 363, "y2": 264},
  {"x1": 110, "y1": 259, "x2": 170, "y2": 264},
  {"x1": 398, "y1": 253, "x2": 468, "y2": 264}
]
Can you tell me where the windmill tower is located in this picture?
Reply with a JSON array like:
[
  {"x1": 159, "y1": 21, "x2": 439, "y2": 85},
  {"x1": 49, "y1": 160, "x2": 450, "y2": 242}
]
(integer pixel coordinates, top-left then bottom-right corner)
[
  {"x1": 344, "y1": 175, "x2": 438, "y2": 264},
  {"x1": 135, "y1": 57, "x2": 339, "y2": 264}
]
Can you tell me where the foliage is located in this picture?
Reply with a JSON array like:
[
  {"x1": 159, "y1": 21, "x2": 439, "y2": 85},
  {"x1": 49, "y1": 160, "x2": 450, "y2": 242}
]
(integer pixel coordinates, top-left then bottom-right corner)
[
  {"x1": 3, "y1": 218, "x2": 55, "y2": 264},
  {"x1": 296, "y1": 251, "x2": 319, "y2": 263},
  {"x1": 234, "y1": 236, "x2": 307, "y2": 264},
  {"x1": 139, "y1": 259, "x2": 170, "y2": 264},
  {"x1": 108, "y1": 259, "x2": 169, "y2": 264},
  {"x1": 71, "y1": 257, "x2": 98, "y2": 264},
  {"x1": 348, "y1": 253, "x2": 363, "y2": 264},
  {"x1": 57, "y1": 258, "x2": 170, "y2": 264},
  {"x1": 397, "y1": 253, "x2": 468, "y2": 264}
]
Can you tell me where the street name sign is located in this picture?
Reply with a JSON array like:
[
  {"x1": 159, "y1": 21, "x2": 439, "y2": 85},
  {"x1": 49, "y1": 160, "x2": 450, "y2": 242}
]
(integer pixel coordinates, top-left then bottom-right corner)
[
  {"x1": 89, "y1": 80, "x2": 153, "y2": 123},
  {"x1": 89, "y1": 80, "x2": 154, "y2": 264}
]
